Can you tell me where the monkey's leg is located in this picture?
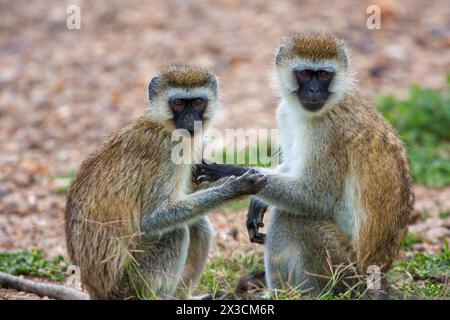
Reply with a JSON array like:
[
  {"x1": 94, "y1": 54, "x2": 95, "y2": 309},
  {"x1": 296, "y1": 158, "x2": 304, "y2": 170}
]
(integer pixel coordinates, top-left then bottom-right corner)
[
  {"x1": 110, "y1": 227, "x2": 190, "y2": 300},
  {"x1": 179, "y1": 217, "x2": 213, "y2": 297},
  {"x1": 298, "y1": 219, "x2": 357, "y2": 296},
  {"x1": 265, "y1": 211, "x2": 354, "y2": 297},
  {"x1": 264, "y1": 211, "x2": 305, "y2": 294}
]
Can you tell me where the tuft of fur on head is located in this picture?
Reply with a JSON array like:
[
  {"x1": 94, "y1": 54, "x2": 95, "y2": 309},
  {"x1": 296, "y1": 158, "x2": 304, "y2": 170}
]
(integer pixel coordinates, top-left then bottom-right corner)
[
  {"x1": 147, "y1": 64, "x2": 220, "y2": 128},
  {"x1": 274, "y1": 32, "x2": 356, "y2": 117}
]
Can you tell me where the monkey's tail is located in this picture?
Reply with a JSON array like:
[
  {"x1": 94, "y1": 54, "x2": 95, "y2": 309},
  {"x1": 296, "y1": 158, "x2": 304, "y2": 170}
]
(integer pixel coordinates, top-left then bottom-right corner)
[{"x1": 0, "y1": 272, "x2": 89, "y2": 300}]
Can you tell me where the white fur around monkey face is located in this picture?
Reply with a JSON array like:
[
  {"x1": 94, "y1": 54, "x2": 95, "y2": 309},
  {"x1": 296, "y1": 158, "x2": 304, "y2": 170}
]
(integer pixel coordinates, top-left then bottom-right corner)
[{"x1": 274, "y1": 56, "x2": 354, "y2": 118}]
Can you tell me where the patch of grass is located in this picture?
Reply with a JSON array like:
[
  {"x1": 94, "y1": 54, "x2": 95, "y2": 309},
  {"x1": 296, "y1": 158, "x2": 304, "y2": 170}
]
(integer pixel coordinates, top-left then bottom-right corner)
[
  {"x1": 401, "y1": 233, "x2": 423, "y2": 250},
  {"x1": 395, "y1": 243, "x2": 450, "y2": 279},
  {"x1": 199, "y1": 253, "x2": 366, "y2": 300},
  {"x1": 439, "y1": 211, "x2": 450, "y2": 219},
  {"x1": 0, "y1": 249, "x2": 68, "y2": 281},
  {"x1": 197, "y1": 250, "x2": 264, "y2": 297},
  {"x1": 390, "y1": 241, "x2": 450, "y2": 298},
  {"x1": 377, "y1": 76, "x2": 450, "y2": 187},
  {"x1": 199, "y1": 242, "x2": 450, "y2": 300},
  {"x1": 397, "y1": 281, "x2": 448, "y2": 298}
]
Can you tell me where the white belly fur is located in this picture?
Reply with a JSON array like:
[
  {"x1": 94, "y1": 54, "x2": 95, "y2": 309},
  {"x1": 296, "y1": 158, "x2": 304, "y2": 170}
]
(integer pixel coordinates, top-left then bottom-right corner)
[
  {"x1": 334, "y1": 174, "x2": 360, "y2": 245},
  {"x1": 277, "y1": 102, "x2": 309, "y2": 177}
]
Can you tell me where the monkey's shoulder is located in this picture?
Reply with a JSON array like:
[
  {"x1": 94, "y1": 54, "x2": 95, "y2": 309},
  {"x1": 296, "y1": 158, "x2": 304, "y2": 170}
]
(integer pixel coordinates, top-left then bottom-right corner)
[{"x1": 336, "y1": 94, "x2": 404, "y2": 153}]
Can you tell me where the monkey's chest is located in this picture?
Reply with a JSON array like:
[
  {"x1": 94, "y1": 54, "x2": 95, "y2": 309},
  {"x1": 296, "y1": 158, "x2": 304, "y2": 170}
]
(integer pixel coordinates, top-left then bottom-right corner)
[{"x1": 280, "y1": 126, "x2": 311, "y2": 176}]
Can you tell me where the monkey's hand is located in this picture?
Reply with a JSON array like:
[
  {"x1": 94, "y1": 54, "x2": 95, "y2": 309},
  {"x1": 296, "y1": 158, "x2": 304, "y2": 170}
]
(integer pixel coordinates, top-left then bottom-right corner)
[
  {"x1": 246, "y1": 198, "x2": 268, "y2": 244},
  {"x1": 195, "y1": 161, "x2": 250, "y2": 183},
  {"x1": 223, "y1": 169, "x2": 267, "y2": 196}
]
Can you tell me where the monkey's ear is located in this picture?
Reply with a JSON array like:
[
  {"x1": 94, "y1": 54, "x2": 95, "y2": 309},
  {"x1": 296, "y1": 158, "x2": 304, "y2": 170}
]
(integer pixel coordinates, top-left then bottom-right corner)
[
  {"x1": 148, "y1": 76, "x2": 161, "y2": 101},
  {"x1": 275, "y1": 46, "x2": 286, "y2": 65},
  {"x1": 341, "y1": 45, "x2": 350, "y2": 69},
  {"x1": 207, "y1": 74, "x2": 218, "y2": 92}
]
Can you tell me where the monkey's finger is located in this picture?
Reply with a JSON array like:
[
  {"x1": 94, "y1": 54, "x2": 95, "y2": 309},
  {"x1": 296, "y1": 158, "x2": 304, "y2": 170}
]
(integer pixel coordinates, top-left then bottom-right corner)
[
  {"x1": 245, "y1": 173, "x2": 265, "y2": 181},
  {"x1": 225, "y1": 175, "x2": 237, "y2": 184},
  {"x1": 257, "y1": 176, "x2": 268, "y2": 183},
  {"x1": 252, "y1": 233, "x2": 266, "y2": 244},
  {"x1": 196, "y1": 175, "x2": 213, "y2": 183},
  {"x1": 237, "y1": 170, "x2": 253, "y2": 180},
  {"x1": 252, "y1": 175, "x2": 268, "y2": 188},
  {"x1": 248, "y1": 228, "x2": 257, "y2": 242},
  {"x1": 254, "y1": 238, "x2": 265, "y2": 245}
]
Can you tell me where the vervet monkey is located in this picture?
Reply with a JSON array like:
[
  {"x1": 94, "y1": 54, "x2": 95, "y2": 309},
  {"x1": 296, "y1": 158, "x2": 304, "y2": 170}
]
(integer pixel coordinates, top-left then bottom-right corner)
[
  {"x1": 65, "y1": 65, "x2": 267, "y2": 299},
  {"x1": 196, "y1": 33, "x2": 413, "y2": 296}
]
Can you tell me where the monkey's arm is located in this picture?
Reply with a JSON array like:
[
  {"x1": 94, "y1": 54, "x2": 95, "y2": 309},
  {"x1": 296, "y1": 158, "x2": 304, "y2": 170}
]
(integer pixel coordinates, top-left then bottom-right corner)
[
  {"x1": 141, "y1": 171, "x2": 267, "y2": 235},
  {"x1": 141, "y1": 186, "x2": 235, "y2": 235},
  {"x1": 196, "y1": 163, "x2": 337, "y2": 218},
  {"x1": 256, "y1": 171, "x2": 339, "y2": 218}
]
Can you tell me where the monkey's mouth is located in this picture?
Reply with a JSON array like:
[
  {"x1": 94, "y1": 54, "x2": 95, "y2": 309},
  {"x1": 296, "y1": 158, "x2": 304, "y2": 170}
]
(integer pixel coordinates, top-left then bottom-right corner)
[
  {"x1": 299, "y1": 100, "x2": 326, "y2": 112},
  {"x1": 175, "y1": 121, "x2": 204, "y2": 136}
]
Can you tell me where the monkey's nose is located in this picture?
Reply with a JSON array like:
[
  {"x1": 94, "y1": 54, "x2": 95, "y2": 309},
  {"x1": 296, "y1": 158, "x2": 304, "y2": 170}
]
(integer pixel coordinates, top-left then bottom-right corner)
[
  {"x1": 185, "y1": 115, "x2": 195, "y2": 122},
  {"x1": 309, "y1": 87, "x2": 320, "y2": 93}
]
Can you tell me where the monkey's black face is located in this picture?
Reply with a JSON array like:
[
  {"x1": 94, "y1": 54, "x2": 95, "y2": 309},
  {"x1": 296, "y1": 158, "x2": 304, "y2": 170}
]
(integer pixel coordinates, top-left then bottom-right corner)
[
  {"x1": 169, "y1": 97, "x2": 208, "y2": 135},
  {"x1": 294, "y1": 69, "x2": 334, "y2": 111}
]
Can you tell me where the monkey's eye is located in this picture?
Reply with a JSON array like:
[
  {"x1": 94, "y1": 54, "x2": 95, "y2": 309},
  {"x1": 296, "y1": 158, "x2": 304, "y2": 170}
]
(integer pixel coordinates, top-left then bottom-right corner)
[
  {"x1": 193, "y1": 98, "x2": 206, "y2": 112},
  {"x1": 295, "y1": 70, "x2": 312, "y2": 81},
  {"x1": 175, "y1": 99, "x2": 184, "y2": 106},
  {"x1": 193, "y1": 98, "x2": 203, "y2": 106},
  {"x1": 171, "y1": 99, "x2": 185, "y2": 112},
  {"x1": 318, "y1": 71, "x2": 331, "y2": 81}
]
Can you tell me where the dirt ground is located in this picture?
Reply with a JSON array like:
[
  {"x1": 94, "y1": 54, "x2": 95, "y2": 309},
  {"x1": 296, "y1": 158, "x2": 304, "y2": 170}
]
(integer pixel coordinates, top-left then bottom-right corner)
[{"x1": 0, "y1": 0, "x2": 449, "y2": 299}]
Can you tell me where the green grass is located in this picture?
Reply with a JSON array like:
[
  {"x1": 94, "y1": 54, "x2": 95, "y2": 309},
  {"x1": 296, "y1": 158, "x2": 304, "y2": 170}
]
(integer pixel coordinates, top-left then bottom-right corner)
[
  {"x1": 199, "y1": 253, "x2": 372, "y2": 300},
  {"x1": 439, "y1": 211, "x2": 450, "y2": 219},
  {"x1": 197, "y1": 250, "x2": 264, "y2": 297},
  {"x1": 401, "y1": 233, "x2": 423, "y2": 250},
  {"x1": 1, "y1": 244, "x2": 447, "y2": 299},
  {"x1": 0, "y1": 250, "x2": 68, "y2": 282},
  {"x1": 197, "y1": 242, "x2": 450, "y2": 300},
  {"x1": 390, "y1": 242, "x2": 450, "y2": 298},
  {"x1": 395, "y1": 242, "x2": 450, "y2": 280},
  {"x1": 377, "y1": 76, "x2": 450, "y2": 188}
]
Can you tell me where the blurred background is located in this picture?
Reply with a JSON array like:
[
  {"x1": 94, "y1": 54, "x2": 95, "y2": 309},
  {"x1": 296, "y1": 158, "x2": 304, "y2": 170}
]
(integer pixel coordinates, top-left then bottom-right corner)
[{"x1": 0, "y1": 0, "x2": 449, "y2": 299}]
